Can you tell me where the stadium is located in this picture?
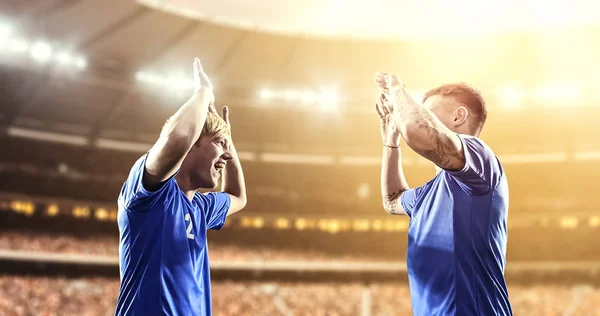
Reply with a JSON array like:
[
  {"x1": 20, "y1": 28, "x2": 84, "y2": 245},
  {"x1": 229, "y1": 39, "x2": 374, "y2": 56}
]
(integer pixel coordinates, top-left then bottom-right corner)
[{"x1": 1, "y1": 0, "x2": 600, "y2": 315}]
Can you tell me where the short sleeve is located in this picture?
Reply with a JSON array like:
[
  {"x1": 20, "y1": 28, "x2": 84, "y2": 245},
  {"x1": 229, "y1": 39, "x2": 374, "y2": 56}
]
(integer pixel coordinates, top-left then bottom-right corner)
[
  {"x1": 400, "y1": 186, "x2": 425, "y2": 217},
  {"x1": 196, "y1": 192, "x2": 231, "y2": 230},
  {"x1": 446, "y1": 135, "x2": 502, "y2": 195},
  {"x1": 118, "y1": 153, "x2": 177, "y2": 212}
]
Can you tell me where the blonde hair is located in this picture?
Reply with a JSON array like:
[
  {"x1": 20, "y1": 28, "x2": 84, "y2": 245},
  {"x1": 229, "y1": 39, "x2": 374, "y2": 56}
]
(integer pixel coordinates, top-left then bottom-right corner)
[{"x1": 200, "y1": 112, "x2": 230, "y2": 141}]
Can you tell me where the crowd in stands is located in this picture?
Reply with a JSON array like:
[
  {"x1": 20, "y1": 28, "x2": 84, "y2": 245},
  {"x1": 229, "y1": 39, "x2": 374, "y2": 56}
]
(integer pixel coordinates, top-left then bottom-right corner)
[
  {"x1": 0, "y1": 232, "x2": 117, "y2": 257},
  {"x1": 0, "y1": 276, "x2": 598, "y2": 315},
  {"x1": 4, "y1": 228, "x2": 600, "y2": 263},
  {"x1": 0, "y1": 231, "x2": 395, "y2": 262},
  {"x1": 1, "y1": 231, "x2": 600, "y2": 315},
  {"x1": 0, "y1": 276, "x2": 117, "y2": 316}
]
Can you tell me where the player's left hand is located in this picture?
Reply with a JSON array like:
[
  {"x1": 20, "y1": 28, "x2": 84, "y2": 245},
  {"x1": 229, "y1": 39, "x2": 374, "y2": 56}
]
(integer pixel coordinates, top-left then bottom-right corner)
[
  {"x1": 222, "y1": 106, "x2": 231, "y2": 132},
  {"x1": 374, "y1": 72, "x2": 403, "y2": 91},
  {"x1": 374, "y1": 72, "x2": 418, "y2": 112}
]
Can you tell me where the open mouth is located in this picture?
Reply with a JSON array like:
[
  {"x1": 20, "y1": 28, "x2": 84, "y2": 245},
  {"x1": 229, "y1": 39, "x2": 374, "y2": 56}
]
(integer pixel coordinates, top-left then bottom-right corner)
[{"x1": 214, "y1": 162, "x2": 226, "y2": 170}]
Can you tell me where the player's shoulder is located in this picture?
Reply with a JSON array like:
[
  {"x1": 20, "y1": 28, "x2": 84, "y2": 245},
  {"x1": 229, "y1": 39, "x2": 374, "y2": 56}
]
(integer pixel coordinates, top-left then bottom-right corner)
[
  {"x1": 195, "y1": 191, "x2": 228, "y2": 203},
  {"x1": 193, "y1": 191, "x2": 214, "y2": 207},
  {"x1": 458, "y1": 134, "x2": 490, "y2": 148},
  {"x1": 458, "y1": 134, "x2": 497, "y2": 158},
  {"x1": 128, "y1": 154, "x2": 149, "y2": 175},
  {"x1": 459, "y1": 135, "x2": 506, "y2": 185}
]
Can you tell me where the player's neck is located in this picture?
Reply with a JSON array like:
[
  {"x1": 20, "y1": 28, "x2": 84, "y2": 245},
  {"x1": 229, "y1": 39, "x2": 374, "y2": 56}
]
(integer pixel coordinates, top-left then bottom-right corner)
[
  {"x1": 184, "y1": 191, "x2": 195, "y2": 201},
  {"x1": 174, "y1": 172, "x2": 197, "y2": 201}
]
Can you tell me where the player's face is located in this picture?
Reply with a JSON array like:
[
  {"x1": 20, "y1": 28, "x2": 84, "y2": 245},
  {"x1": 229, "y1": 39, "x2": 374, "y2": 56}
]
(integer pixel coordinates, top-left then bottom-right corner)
[{"x1": 185, "y1": 135, "x2": 232, "y2": 189}]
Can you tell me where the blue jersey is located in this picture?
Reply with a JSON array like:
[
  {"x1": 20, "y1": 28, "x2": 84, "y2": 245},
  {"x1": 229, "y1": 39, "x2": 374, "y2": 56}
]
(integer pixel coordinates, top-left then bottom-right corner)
[
  {"x1": 401, "y1": 135, "x2": 512, "y2": 316},
  {"x1": 115, "y1": 154, "x2": 230, "y2": 316}
]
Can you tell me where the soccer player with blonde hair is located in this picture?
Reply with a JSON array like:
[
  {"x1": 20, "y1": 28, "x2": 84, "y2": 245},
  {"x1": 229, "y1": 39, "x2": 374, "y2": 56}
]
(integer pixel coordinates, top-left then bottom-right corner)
[{"x1": 115, "y1": 58, "x2": 247, "y2": 315}]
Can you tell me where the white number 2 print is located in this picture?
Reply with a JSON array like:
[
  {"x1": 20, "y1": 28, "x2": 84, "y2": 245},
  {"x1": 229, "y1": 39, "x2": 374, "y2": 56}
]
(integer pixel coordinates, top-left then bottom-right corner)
[{"x1": 184, "y1": 213, "x2": 195, "y2": 240}]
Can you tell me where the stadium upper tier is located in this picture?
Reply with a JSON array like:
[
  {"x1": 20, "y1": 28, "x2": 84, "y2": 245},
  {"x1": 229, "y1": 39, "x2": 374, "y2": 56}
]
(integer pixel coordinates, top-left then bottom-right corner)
[{"x1": 0, "y1": 135, "x2": 598, "y2": 214}]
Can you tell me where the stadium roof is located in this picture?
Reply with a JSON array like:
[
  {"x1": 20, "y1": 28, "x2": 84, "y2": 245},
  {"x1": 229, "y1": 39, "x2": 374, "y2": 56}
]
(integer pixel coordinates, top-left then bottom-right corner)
[
  {"x1": 141, "y1": 0, "x2": 600, "y2": 40},
  {"x1": 1, "y1": 0, "x2": 599, "y2": 148}
]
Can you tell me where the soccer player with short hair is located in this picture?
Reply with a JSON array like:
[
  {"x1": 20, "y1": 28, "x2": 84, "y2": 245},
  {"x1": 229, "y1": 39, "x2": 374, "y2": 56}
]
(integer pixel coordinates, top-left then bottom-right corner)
[
  {"x1": 115, "y1": 58, "x2": 247, "y2": 315},
  {"x1": 375, "y1": 73, "x2": 512, "y2": 316}
]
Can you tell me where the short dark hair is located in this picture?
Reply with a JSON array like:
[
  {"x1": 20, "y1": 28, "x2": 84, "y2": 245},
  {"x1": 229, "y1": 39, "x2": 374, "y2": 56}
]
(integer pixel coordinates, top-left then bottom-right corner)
[{"x1": 422, "y1": 83, "x2": 487, "y2": 136}]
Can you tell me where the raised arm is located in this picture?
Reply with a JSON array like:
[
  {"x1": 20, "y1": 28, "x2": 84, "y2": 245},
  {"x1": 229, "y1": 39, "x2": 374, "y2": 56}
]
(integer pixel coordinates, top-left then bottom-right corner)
[
  {"x1": 219, "y1": 107, "x2": 247, "y2": 216},
  {"x1": 375, "y1": 73, "x2": 465, "y2": 172},
  {"x1": 144, "y1": 58, "x2": 215, "y2": 191},
  {"x1": 376, "y1": 95, "x2": 410, "y2": 215}
]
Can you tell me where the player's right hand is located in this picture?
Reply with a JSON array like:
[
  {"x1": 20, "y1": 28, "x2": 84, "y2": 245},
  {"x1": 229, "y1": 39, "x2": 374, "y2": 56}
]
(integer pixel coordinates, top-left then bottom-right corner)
[
  {"x1": 375, "y1": 93, "x2": 401, "y2": 147},
  {"x1": 192, "y1": 57, "x2": 215, "y2": 105}
]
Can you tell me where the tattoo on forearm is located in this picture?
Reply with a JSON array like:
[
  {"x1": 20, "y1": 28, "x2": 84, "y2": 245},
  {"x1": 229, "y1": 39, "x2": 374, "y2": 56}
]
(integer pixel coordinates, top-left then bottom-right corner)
[
  {"x1": 419, "y1": 124, "x2": 460, "y2": 168},
  {"x1": 383, "y1": 189, "x2": 407, "y2": 214},
  {"x1": 391, "y1": 89, "x2": 463, "y2": 170}
]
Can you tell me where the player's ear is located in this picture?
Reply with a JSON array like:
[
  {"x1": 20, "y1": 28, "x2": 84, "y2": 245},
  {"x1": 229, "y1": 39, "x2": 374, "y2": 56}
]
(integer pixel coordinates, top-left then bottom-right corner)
[{"x1": 454, "y1": 106, "x2": 469, "y2": 126}]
